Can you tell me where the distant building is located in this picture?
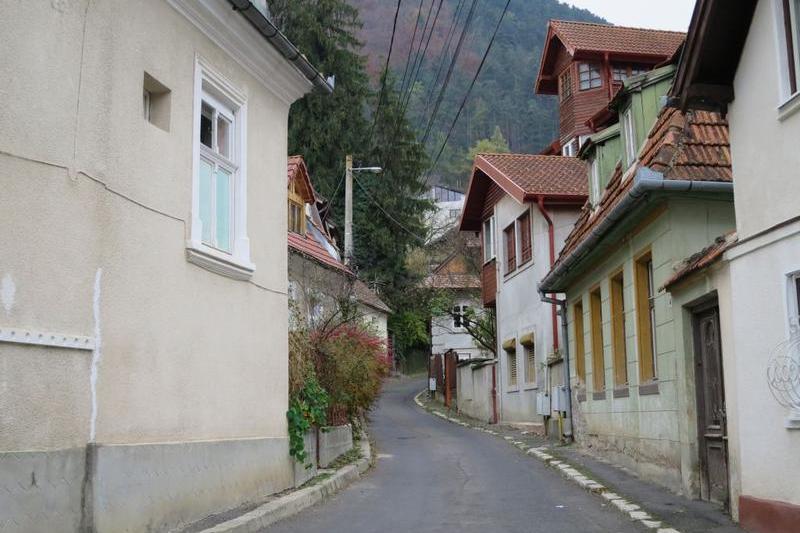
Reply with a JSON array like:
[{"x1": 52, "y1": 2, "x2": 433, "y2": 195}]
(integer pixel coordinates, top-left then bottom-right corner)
[
  {"x1": 461, "y1": 153, "x2": 587, "y2": 430},
  {"x1": 426, "y1": 184, "x2": 466, "y2": 242},
  {"x1": 287, "y1": 156, "x2": 391, "y2": 361},
  {"x1": 535, "y1": 20, "x2": 684, "y2": 155}
]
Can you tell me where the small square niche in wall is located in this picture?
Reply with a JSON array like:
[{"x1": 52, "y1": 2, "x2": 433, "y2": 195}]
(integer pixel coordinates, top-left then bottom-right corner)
[{"x1": 143, "y1": 72, "x2": 171, "y2": 132}]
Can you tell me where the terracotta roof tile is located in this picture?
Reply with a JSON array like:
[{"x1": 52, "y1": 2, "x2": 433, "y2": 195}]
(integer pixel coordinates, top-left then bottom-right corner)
[
  {"x1": 639, "y1": 108, "x2": 731, "y2": 181},
  {"x1": 550, "y1": 20, "x2": 685, "y2": 58},
  {"x1": 476, "y1": 153, "x2": 589, "y2": 197},
  {"x1": 550, "y1": 107, "x2": 731, "y2": 278},
  {"x1": 461, "y1": 154, "x2": 588, "y2": 231},
  {"x1": 662, "y1": 232, "x2": 737, "y2": 290},
  {"x1": 288, "y1": 231, "x2": 350, "y2": 274},
  {"x1": 354, "y1": 279, "x2": 392, "y2": 314}
]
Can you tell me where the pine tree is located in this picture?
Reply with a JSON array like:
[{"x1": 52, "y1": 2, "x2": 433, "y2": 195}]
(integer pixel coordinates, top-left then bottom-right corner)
[
  {"x1": 271, "y1": 1, "x2": 434, "y2": 356},
  {"x1": 270, "y1": 0, "x2": 371, "y2": 200}
]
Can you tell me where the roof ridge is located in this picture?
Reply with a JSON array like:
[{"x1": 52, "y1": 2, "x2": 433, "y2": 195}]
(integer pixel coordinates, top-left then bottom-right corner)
[{"x1": 550, "y1": 19, "x2": 686, "y2": 35}]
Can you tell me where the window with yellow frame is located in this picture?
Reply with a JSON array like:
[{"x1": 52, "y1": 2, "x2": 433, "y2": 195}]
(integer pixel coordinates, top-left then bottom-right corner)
[{"x1": 288, "y1": 179, "x2": 306, "y2": 235}]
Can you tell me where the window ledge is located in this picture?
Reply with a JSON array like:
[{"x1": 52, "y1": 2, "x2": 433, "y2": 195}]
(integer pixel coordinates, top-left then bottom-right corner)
[
  {"x1": 507, "y1": 386, "x2": 520, "y2": 393},
  {"x1": 785, "y1": 410, "x2": 800, "y2": 430},
  {"x1": 186, "y1": 243, "x2": 255, "y2": 281},
  {"x1": 523, "y1": 383, "x2": 539, "y2": 391},
  {"x1": 503, "y1": 260, "x2": 535, "y2": 282},
  {"x1": 638, "y1": 380, "x2": 660, "y2": 396},
  {"x1": 592, "y1": 390, "x2": 607, "y2": 401},
  {"x1": 613, "y1": 386, "x2": 630, "y2": 399},
  {"x1": 778, "y1": 91, "x2": 800, "y2": 121},
  {"x1": 577, "y1": 390, "x2": 587, "y2": 402}
]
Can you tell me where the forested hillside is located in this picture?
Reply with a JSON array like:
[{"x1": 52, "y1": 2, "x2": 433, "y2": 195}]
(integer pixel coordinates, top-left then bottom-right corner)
[{"x1": 350, "y1": 0, "x2": 604, "y2": 188}]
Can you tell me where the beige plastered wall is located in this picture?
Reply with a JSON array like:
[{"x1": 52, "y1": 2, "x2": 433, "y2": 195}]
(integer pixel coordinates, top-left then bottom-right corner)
[{"x1": 0, "y1": 0, "x2": 307, "y2": 456}]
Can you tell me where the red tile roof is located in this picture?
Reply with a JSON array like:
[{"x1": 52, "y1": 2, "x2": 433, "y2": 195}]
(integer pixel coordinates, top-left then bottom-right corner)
[
  {"x1": 354, "y1": 280, "x2": 392, "y2": 314},
  {"x1": 662, "y1": 232, "x2": 737, "y2": 290},
  {"x1": 550, "y1": 20, "x2": 685, "y2": 58},
  {"x1": 639, "y1": 108, "x2": 731, "y2": 181},
  {"x1": 536, "y1": 20, "x2": 685, "y2": 95},
  {"x1": 548, "y1": 107, "x2": 731, "y2": 285},
  {"x1": 460, "y1": 154, "x2": 588, "y2": 231},
  {"x1": 478, "y1": 154, "x2": 589, "y2": 197},
  {"x1": 288, "y1": 230, "x2": 350, "y2": 274}
]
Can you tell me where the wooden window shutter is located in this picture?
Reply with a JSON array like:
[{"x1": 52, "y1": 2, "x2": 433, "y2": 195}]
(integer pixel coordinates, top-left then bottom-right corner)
[
  {"x1": 504, "y1": 224, "x2": 516, "y2": 274},
  {"x1": 519, "y1": 212, "x2": 532, "y2": 265}
]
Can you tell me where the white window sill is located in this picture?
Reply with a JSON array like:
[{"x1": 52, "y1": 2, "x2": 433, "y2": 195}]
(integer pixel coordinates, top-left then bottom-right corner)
[
  {"x1": 523, "y1": 383, "x2": 539, "y2": 391},
  {"x1": 506, "y1": 386, "x2": 520, "y2": 393},
  {"x1": 186, "y1": 242, "x2": 255, "y2": 281},
  {"x1": 778, "y1": 91, "x2": 800, "y2": 121},
  {"x1": 503, "y1": 259, "x2": 535, "y2": 283},
  {"x1": 785, "y1": 409, "x2": 800, "y2": 430}
]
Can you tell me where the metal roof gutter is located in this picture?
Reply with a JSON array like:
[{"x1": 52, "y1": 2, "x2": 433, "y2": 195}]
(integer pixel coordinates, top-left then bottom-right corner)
[
  {"x1": 228, "y1": 0, "x2": 333, "y2": 94},
  {"x1": 538, "y1": 167, "x2": 733, "y2": 293}
]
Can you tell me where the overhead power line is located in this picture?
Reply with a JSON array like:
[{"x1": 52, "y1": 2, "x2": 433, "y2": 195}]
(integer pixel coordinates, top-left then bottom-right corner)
[
  {"x1": 427, "y1": 0, "x2": 513, "y2": 180},
  {"x1": 400, "y1": 0, "x2": 446, "y2": 117},
  {"x1": 398, "y1": 0, "x2": 427, "y2": 96},
  {"x1": 353, "y1": 175, "x2": 428, "y2": 244},
  {"x1": 419, "y1": 0, "x2": 480, "y2": 147},
  {"x1": 368, "y1": 0, "x2": 403, "y2": 143},
  {"x1": 421, "y1": 0, "x2": 466, "y2": 121}
]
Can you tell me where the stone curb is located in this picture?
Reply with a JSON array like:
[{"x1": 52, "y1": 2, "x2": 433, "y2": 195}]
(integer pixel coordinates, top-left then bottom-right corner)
[
  {"x1": 413, "y1": 390, "x2": 680, "y2": 533},
  {"x1": 197, "y1": 436, "x2": 372, "y2": 533}
]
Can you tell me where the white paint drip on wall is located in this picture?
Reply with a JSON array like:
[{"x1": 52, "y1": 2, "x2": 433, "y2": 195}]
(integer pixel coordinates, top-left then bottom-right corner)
[
  {"x1": 1, "y1": 274, "x2": 15, "y2": 313},
  {"x1": 89, "y1": 268, "x2": 102, "y2": 442}
]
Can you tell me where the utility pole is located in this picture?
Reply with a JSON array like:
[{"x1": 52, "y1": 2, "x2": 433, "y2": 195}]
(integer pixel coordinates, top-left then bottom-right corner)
[
  {"x1": 344, "y1": 155, "x2": 353, "y2": 264},
  {"x1": 343, "y1": 155, "x2": 381, "y2": 266}
]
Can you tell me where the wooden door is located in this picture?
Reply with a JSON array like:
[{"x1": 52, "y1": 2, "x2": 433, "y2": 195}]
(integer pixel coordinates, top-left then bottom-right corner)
[{"x1": 693, "y1": 305, "x2": 729, "y2": 506}]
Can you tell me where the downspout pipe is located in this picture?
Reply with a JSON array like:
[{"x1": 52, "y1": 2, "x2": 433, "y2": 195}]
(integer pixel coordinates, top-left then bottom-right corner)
[
  {"x1": 228, "y1": 0, "x2": 334, "y2": 94},
  {"x1": 535, "y1": 196, "x2": 560, "y2": 352},
  {"x1": 538, "y1": 167, "x2": 734, "y2": 292},
  {"x1": 540, "y1": 294, "x2": 572, "y2": 440}
]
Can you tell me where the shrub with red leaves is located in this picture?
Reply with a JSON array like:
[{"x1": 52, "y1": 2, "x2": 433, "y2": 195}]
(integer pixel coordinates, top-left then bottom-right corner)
[{"x1": 312, "y1": 324, "x2": 389, "y2": 422}]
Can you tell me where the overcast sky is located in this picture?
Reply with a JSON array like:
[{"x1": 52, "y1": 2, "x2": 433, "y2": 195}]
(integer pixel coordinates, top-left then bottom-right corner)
[{"x1": 564, "y1": 0, "x2": 695, "y2": 32}]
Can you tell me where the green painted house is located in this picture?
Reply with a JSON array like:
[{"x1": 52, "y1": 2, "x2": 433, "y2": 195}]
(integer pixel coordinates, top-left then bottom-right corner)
[{"x1": 539, "y1": 66, "x2": 737, "y2": 501}]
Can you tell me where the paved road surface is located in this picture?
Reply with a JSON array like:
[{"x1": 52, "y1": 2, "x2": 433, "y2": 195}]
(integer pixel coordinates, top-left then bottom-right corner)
[{"x1": 265, "y1": 378, "x2": 645, "y2": 533}]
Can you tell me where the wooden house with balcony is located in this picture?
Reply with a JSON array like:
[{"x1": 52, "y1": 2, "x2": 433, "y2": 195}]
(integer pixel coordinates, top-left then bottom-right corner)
[{"x1": 535, "y1": 20, "x2": 685, "y2": 155}]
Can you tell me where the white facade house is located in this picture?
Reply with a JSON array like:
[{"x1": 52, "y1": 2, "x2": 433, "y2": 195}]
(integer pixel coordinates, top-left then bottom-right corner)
[
  {"x1": 460, "y1": 154, "x2": 587, "y2": 429},
  {"x1": 672, "y1": 1, "x2": 800, "y2": 530},
  {"x1": 426, "y1": 185, "x2": 466, "y2": 242},
  {"x1": 0, "y1": 1, "x2": 330, "y2": 531}
]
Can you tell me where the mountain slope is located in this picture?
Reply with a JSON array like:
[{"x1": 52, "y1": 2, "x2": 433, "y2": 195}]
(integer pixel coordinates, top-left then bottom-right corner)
[{"x1": 350, "y1": 0, "x2": 605, "y2": 188}]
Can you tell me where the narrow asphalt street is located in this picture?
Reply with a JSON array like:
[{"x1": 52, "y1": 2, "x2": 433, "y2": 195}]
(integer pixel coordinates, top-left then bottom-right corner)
[{"x1": 264, "y1": 378, "x2": 646, "y2": 533}]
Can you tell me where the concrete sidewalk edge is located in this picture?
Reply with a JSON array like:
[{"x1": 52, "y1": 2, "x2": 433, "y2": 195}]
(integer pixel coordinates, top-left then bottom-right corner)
[
  {"x1": 413, "y1": 390, "x2": 681, "y2": 533},
  {"x1": 197, "y1": 435, "x2": 372, "y2": 533}
]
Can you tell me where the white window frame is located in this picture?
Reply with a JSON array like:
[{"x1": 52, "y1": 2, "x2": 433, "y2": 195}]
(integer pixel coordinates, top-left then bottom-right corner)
[
  {"x1": 187, "y1": 56, "x2": 254, "y2": 280},
  {"x1": 561, "y1": 138, "x2": 578, "y2": 157},
  {"x1": 483, "y1": 216, "x2": 496, "y2": 264},
  {"x1": 578, "y1": 62, "x2": 603, "y2": 90},
  {"x1": 589, "y1": 157, "x2": 601, "y2": 206},
  {"x1": 622, "y1": 107, "x2": 637, "y2": 167},
  {"x1": 788, "y1": 271, "x2": 800, "y2": 338}
]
